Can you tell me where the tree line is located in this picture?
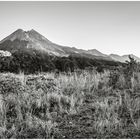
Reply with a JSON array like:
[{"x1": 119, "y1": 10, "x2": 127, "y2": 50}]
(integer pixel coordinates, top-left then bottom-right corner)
[{"x1": 0, "y1": 49, "x2": 124, "y2": 74}]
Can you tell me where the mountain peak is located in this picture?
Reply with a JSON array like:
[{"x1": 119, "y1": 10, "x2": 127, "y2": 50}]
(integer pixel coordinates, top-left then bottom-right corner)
[
  {"x1": 27, "y1": 29, "x2": 37, "y2": 33},
  {"x1": 12, "y1": 28, "x2": 25, "y2": 36},
  {"x1": 30, "y1": 29, "x2": 36, "y2": 32},
  {"x1": 27, "y1": 29, "x2": 42, "y2": 36},
  {"x1": 0, "y1": 28, "x2": 42, "y2": 43},
  {"x1": 0, "y1": 28, "x2": 26, "y2": 43},
  {"x1": 14, "y1": 29, "x2": 37, "y2": 34},
  {"x1": 0, "y1": 28, "x2": 67, "y2": 56},
  {"x1": 15, "y1": 29, "x2": 24, "y2": 32}
]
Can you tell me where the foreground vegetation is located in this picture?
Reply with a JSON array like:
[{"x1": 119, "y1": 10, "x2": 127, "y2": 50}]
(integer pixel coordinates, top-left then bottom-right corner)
[{"x1": 0, "y1": 57, "x2": 140, "y2": 138}]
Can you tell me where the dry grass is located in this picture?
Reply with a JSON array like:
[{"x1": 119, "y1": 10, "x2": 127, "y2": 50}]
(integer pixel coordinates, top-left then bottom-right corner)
[{"x1": 0, "y1": 70, "x2": 140, "y2": 138}]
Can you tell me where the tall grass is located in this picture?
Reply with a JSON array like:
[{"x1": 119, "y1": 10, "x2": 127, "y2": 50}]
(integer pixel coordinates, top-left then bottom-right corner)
[{"x1": 0, "y1": 69, "x2": 140, "y2": 138}]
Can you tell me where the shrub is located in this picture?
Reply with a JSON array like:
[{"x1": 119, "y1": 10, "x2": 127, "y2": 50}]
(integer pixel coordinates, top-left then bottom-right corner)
[{"x1": 0, "y1": 73, "x2": 24, "y2": 95}]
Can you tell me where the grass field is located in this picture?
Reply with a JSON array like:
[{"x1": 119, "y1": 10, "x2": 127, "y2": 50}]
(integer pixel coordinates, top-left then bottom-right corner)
[{"x1": 0, "y1": 67, "x2": 140, "y2": 138}]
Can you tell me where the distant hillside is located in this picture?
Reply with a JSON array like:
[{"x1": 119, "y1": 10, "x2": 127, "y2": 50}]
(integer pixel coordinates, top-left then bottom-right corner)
[
  {"x1": 110, "y1": 54, "x2": 126, "y2": 62},
  {"x1": 86, "y1": 49, "x2": 107, "y2": 57},
  {"x1": 122, "y1": 54, "x2": 140, "y2": 62},
  {"x1": 110, "y1": 54, "x2": 140, "y2": 63}
]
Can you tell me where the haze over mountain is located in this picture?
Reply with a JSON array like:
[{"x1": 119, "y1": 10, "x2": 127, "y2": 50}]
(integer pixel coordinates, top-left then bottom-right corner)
[{"x1": 0, "y1": 29, "x2": 140, "y2": 63}]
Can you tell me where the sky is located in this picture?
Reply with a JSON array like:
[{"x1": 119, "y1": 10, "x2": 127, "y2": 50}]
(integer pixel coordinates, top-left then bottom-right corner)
[{"x1": 0, "y1": 1, "x2": 140, "y2": 56}]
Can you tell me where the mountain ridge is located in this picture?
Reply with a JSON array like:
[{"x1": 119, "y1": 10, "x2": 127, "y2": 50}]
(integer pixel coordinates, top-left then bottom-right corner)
[{"x1": 0, "y1": 29, "x2": 140, "y2": 63}]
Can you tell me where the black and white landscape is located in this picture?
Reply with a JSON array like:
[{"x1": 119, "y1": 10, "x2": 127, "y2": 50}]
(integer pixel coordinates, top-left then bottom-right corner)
[{"x1": 0, "y1": 1, "x2": 140, "y2": 139}]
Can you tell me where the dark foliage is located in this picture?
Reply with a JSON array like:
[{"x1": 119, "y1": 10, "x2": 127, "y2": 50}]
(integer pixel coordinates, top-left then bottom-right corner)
[{"x1": 0, "y1": 48, "x2": 124, "y2": 74}]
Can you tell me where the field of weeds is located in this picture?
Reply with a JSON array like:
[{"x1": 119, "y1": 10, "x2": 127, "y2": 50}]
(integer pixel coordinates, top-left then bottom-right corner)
[{"x1": 0, "y1": 65, "x2": 140, "y2": 138}]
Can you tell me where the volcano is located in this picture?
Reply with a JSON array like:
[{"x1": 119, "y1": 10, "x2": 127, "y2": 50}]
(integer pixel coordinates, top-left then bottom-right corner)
[
  {"x1": 0, "y1": 29, "x2": 69, "y2": 56},
  {"x1": 0, "y1": 29, "x2": 114, "y2": 60},
  {"x1": 0, "y1": 29, "x2": 139, "y2": 63}
]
